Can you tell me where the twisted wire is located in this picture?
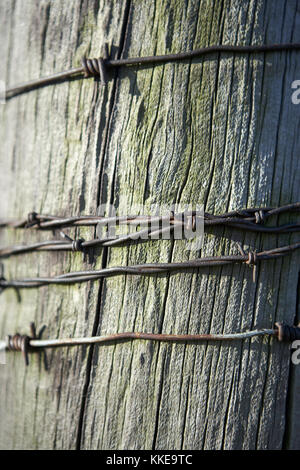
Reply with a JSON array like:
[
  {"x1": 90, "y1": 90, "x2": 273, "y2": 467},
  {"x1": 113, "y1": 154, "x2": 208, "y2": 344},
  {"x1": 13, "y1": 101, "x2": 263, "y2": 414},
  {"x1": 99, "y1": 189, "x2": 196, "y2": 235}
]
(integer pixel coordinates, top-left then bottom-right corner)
[
  {"x1": 81, "y1": 44, "x2": 108, "y2": 84},
  {"x1": 1, "y1": 203, "x2": 299, "y2": 229},
  {"x1": 0, "y1": 242, "x2": 299, "y2": 291},
  {"x1": 5, "y1": 322, "x2": 38, "y2": 366},
  {"x1": 0, "y1": 204, "x2": 299, "y2": 258}
]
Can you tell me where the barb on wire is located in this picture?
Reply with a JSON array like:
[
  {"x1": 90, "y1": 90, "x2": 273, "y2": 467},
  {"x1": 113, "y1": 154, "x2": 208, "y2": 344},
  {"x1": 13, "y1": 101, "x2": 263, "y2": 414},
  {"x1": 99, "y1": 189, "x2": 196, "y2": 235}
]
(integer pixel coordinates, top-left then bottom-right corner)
[
  {"x1": 0, "y1": 204, "x2": 299, "y2": 258},
  {"x1": 0, "y1": 242, "x2": 299, "y2": 291},
  {"x1": 4, "y1": 43, "x2": 300, "y2": 99},
  {"x1": 5, "y1": 322, "x2": 47, "y2": 366},
  {"x1": 1, "y1": 203, "x2": 299, "y2": 230},
  {"x1": 3, "y1": 321, "x2": 300, "y2": 366}
]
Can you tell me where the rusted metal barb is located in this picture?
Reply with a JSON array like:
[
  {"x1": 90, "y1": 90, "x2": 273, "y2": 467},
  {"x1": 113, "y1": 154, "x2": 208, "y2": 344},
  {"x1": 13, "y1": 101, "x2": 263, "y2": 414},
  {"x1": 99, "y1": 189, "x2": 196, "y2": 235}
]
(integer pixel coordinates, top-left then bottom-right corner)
[{"x1": 5, "y1": 322, "x2": 46, "y2": 366}]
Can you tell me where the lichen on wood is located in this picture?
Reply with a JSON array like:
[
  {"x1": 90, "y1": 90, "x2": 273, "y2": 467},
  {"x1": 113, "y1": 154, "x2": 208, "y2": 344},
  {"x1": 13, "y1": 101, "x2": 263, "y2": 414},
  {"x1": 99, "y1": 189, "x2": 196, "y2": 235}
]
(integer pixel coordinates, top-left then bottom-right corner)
[{"x1": 0, "y1": 0, "x2": 299, "y2": 450}]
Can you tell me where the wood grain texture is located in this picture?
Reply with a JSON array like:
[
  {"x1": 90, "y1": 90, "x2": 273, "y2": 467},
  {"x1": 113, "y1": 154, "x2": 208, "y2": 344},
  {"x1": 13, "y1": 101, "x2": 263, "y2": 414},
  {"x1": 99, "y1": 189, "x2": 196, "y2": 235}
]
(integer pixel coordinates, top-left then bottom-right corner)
[
  {"x1": 0, "y1": 0, "x2": 131, "y2": 449},
  {"x1": 0, "y1": 0, "x2": 299, "y2": 450}
]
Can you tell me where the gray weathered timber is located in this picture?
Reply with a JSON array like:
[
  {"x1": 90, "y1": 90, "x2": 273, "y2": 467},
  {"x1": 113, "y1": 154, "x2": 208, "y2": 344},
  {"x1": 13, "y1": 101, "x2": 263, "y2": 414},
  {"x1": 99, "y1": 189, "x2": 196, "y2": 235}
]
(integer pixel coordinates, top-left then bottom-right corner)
[
  {"x1": 0, "y1": 0, "x2": 299, "y2": 450},
  {"x1": 0, "y1": 0, "x2": 131, "y2": 449}
]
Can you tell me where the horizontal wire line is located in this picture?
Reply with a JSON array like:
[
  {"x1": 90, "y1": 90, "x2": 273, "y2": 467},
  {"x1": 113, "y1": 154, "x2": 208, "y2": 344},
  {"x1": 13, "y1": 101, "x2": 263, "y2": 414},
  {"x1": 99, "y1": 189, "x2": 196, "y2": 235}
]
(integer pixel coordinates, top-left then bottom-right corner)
[
  {"x1": 4, "y1": 43, "x2": 300, "y2": 99},
  {"x1": 28, "y1": 329, "x2": 276, "y2": 349},
  {"x1": 4, "y1": 321, "x2": 300, "y2": 366},
  {"x1": 1, "y1": 203, "x2": 300, "y2": 229},
  {"x1": 0, "y1": 204, "x2": 299, "y2": 258},
  {"x1": 0, "y1": 242, "x2": 299, "y2": 290}
]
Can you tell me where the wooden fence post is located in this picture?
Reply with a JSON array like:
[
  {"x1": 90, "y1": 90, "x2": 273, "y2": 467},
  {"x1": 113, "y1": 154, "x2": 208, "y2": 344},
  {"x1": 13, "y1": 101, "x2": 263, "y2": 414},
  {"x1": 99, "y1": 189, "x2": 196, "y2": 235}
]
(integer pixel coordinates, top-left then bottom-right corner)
[{"x1": 0, "y1": 0, "x2": 299, "y2": 450}]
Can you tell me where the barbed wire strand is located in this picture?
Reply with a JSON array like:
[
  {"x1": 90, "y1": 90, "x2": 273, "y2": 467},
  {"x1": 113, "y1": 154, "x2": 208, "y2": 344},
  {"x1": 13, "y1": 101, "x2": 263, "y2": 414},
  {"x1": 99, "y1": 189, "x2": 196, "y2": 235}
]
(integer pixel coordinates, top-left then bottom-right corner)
[
  {"x1": 3, "y1": 321, "x2": 300, "y2": 366},
  {"x1": 0, "y1": 204, "x2": 299, "y2": 258},
  {"x1": 1, "y1": 203, "x2": 299, "y2": 230},
  {"x1": 4, "y1": 43, "x2": 300, "y2": 99},
  {"x1": 0, "y1": 242, "x2": 299, "y2": 291}
]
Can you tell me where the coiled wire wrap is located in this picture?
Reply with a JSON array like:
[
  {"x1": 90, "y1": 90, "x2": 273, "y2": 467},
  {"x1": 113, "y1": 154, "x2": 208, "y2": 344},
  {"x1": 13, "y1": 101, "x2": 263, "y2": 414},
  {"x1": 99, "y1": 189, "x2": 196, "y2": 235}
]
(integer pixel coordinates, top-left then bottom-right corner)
[
  {"x1": 5, "y1": 323, "x2": 46, "y2": 366},
  {"x1": 275, "y1": 322, "x2": 300, "y2": 342},
  {"x1": 81, "y1": 44, "x2": 109, "y2": 85}
]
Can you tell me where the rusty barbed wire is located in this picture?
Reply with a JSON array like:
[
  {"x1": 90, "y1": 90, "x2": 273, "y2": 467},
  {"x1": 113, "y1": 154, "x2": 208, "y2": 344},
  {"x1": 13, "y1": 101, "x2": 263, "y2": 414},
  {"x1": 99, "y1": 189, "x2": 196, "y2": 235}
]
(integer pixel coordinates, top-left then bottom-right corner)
[
  {"x1": 0, "y1": 242, "x2": 299, "y2": 291},
  {"x1": 4, "y1": 43, "x2": 300, "y2": 99},
  {"x1": 0, "y1": 204, "x2": 299, "y2": 258},
  {"x1": 2, "y1": 321, "x2": 299, "y2": 366},
  {"x1": 4, "y1": 322, "x2": 46, "y2": 366},
  {"x1": 1, "y1": 203, "x2": 299, "y2": 230}
]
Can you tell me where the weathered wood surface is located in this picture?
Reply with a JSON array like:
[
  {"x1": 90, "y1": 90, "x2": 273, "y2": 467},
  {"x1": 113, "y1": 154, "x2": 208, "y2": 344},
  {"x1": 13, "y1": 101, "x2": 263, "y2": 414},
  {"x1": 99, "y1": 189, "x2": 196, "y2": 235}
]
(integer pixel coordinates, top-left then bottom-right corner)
[{"x1": 0, "y1": 0, "x2": 299, "y2": 450}]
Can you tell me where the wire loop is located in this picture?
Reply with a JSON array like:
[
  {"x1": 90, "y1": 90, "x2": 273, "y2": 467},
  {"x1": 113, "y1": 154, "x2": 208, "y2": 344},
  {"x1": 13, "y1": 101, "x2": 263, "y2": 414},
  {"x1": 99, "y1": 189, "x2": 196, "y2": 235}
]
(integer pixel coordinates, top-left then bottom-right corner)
[
  {"x1": 246, "y1": 251, "x2": 257, "y2": 266},
  {"x1": 6, "y1": 329, "x2": 32, "y2": 366},
  {"x1": 81, "y1": 44, "x2": 109, "y2": 85},
  {"x1": 72, "y1": 238, "x2": 85, "y2": 252},
  {"x1": 5, "y1": 323, "x2": 46, "y2": 366}
]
